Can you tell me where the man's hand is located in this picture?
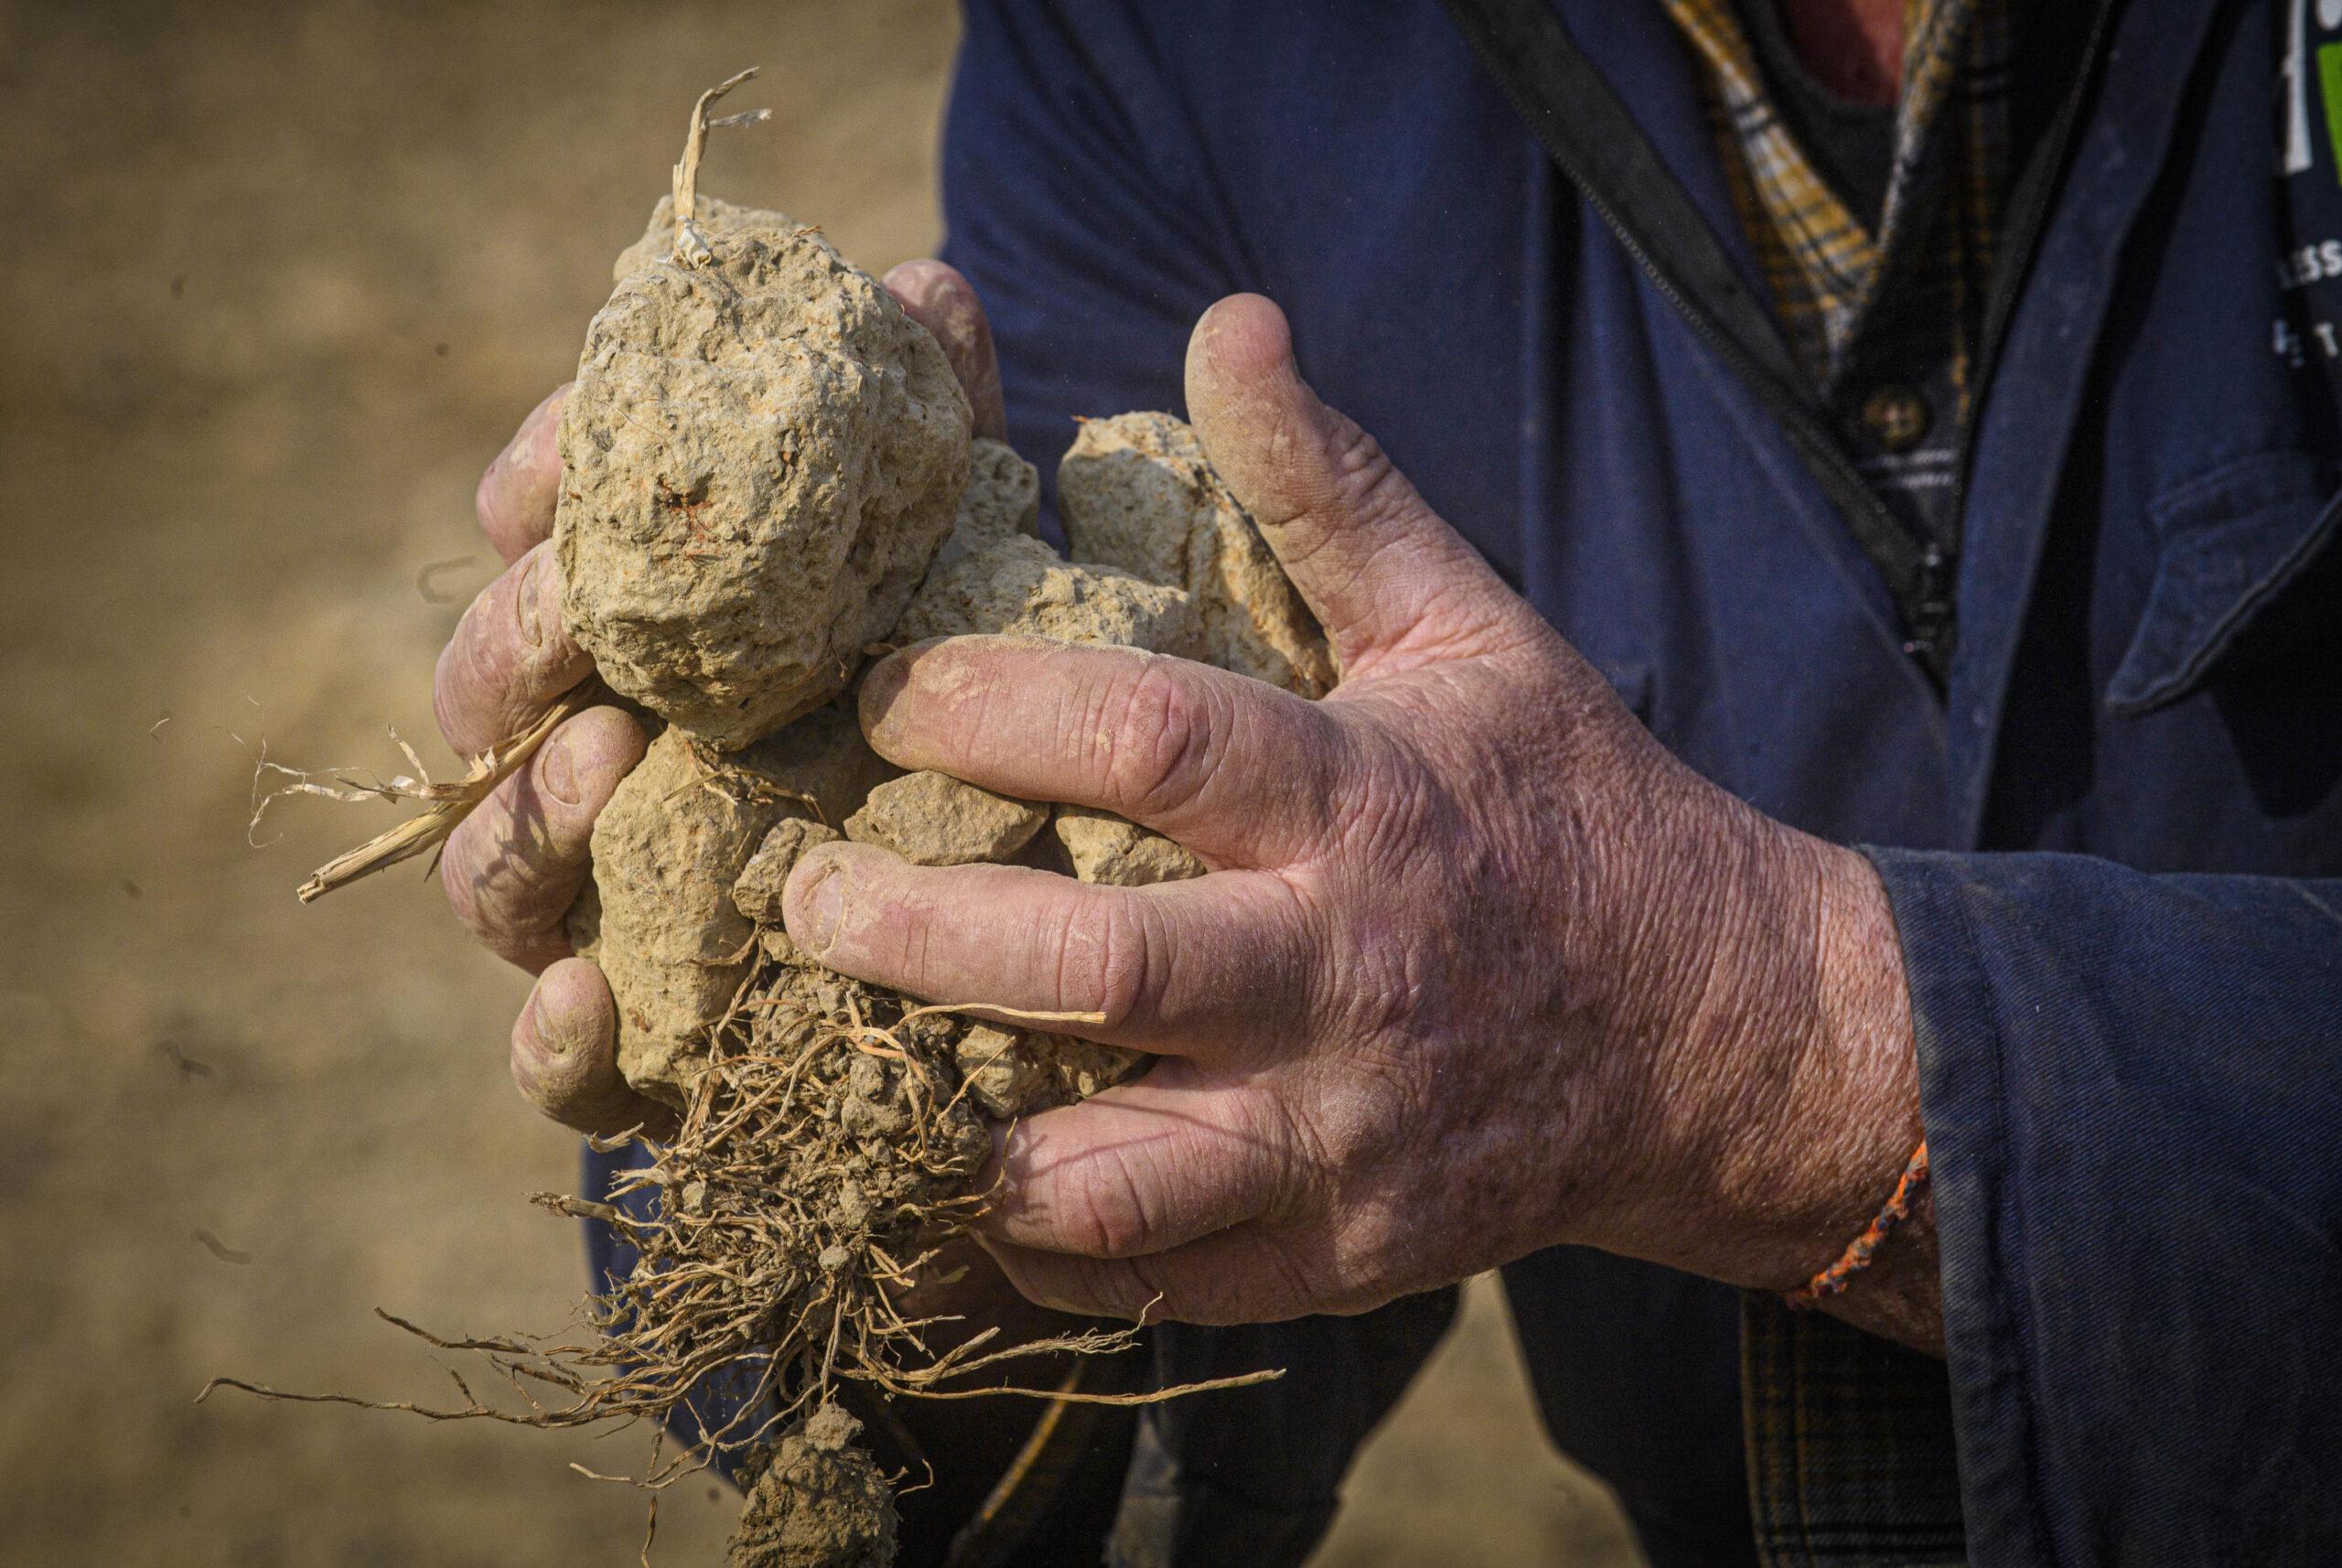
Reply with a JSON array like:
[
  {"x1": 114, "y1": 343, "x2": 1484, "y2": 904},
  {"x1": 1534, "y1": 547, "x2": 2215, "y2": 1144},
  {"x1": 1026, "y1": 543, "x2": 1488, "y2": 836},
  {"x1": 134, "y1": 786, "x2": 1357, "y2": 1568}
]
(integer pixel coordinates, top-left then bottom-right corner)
[
  {"x1": 434, "y1": 260, "x2": 1009, "y2": 1141},
  {"x1": 780, "y1": 295, "x2": 1937, "y2": 1344}
]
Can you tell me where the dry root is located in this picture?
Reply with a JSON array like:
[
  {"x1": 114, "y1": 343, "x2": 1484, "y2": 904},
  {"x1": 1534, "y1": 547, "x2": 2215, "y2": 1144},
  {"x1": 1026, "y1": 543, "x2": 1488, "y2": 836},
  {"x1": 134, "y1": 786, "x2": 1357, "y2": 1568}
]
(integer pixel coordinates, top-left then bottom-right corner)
[{"x1": 202, "y1": 946, "x2": 1273, "y2": 1564}]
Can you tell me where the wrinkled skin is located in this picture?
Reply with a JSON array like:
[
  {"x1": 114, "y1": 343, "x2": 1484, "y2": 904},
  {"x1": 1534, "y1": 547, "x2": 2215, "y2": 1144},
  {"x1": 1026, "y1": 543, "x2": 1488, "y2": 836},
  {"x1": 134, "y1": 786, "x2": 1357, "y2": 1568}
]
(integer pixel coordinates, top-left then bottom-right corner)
[{"x1": 437, "y1": 268, "x2": 1939, "y2": 1356}]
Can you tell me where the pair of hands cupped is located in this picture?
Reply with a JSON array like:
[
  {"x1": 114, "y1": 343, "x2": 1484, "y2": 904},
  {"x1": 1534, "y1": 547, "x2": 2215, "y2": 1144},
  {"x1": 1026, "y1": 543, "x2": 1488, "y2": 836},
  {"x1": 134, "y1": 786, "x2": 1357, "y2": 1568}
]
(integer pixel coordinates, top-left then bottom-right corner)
[{"x1": 438, "y1": 263, "x2": 1909, "y2": 1327}]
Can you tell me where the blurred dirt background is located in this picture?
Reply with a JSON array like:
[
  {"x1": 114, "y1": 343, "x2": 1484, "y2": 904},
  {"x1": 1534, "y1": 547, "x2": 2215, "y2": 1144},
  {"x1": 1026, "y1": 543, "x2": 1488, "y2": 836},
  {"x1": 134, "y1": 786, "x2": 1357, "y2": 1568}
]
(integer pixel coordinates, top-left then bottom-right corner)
[{"x1": 0, "y1": 2, "x2": 1644, "y2": 1563}]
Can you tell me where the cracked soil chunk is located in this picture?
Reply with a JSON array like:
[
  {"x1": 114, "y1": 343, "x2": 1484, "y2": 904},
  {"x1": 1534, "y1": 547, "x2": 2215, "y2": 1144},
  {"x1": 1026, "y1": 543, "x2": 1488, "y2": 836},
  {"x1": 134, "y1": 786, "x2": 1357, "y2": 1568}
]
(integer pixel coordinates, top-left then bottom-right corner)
[
  {"x1": 725, "y1": 1402, "x2": 897, "y2": 1568},
  {"x1": 891, "y1": 532, "x2": 1203, "y2": 658},
  {"x1": 557, "y1": 194, "x2": 972, "y2": 748},
  {"x1": 952, "y1": 1024, "x2": 1147, "y2": 1119},
  {"x1": 843, "y1": 769, "x2": 1047, "y2": 866},
  {"x1": 924, "y1": 435, "x2": 1040, "y2": 575},
  {"x1": 588, "y1": 712, "x2": 893, "y2": 1106},
  {"x1": 734, "y1": 817, "x2": 843, "y2": 925},
  {"x1": 1050, "y1": 806, "x2": 1206, "y2": 887},
  {"x1": 1058, "y1": 411, "x2": 1335, "y2": 695}
]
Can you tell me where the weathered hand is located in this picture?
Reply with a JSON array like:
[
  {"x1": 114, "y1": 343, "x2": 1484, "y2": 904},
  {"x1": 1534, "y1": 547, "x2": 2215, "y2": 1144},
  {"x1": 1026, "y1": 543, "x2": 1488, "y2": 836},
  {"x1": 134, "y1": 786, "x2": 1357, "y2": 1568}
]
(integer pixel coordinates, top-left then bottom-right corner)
[
  {"x1": 434, "y1": 261, "x2": 1010, "y2": 1139},
  {"x1": 782, "y1": 295, "x2": 1929, "y2": 1335}
]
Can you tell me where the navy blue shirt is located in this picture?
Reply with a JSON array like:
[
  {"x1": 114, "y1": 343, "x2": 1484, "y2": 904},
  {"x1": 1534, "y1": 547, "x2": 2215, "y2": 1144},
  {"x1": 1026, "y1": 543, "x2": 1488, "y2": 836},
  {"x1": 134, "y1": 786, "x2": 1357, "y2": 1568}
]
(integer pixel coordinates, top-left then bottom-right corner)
[{"x1": 926, "y1": 3, "x2": 2342, "y2": 1564}]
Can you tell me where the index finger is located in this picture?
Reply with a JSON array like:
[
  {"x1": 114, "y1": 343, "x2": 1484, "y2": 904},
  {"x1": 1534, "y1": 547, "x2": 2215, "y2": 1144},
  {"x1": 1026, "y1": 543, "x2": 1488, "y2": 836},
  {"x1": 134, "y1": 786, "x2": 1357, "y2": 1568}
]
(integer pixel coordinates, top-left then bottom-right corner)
[
  {"x1": 783, "y1": 842, "x2": 1314, "y2": 1057},
  {"x1": 476, "y1": 385, "x2": 570, "y2": 564},
  {"x1": 856, "y1": 638, "x2": 1347, "y2": 869}
]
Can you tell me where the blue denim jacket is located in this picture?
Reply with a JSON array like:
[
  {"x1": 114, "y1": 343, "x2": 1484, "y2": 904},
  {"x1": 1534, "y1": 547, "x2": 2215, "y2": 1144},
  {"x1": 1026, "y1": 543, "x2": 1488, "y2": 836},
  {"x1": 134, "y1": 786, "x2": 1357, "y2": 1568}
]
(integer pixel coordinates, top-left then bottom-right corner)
[{"x1": 595, "y1": 3, "x2": 2342, "y2": 1562}]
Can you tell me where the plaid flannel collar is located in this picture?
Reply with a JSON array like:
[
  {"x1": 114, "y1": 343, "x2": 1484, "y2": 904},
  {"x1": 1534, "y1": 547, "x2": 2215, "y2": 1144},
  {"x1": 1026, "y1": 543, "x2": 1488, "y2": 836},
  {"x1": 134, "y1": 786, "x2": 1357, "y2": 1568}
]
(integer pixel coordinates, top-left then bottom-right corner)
[{"x1": 1660, "y1": 0, "x2": 2009, "y2": 395}]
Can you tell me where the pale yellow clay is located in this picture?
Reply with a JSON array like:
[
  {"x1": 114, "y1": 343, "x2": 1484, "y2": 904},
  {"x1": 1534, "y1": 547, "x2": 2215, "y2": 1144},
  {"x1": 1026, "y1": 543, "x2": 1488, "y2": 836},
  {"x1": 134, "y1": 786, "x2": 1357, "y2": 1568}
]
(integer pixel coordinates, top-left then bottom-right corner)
[
  {"x1": 952, "y1": 1024, "x2": 1157, "y2": 1120},
  {"x1": 843, "y1": 770, "x2": 1048, "y2": 867},
  {"x1": 734, "y1": 817, "x2": 843, "y2": 960},
  {"x1": 585, "y1": 710, "x2": 895, "y2": 1107},
  {"x1": 1051, "y1": 805, "x2": 1207, "y2": 887},
  {"x1": 924, "y1": 436, "x2": 1042, "y2": 574},
  {"x1": 1058, "y1": 411, "x2": 1335, "y2": 696},
  {"x1": 892, "y1": 532, "x2": 1202, "y2": 657},
  {"x1": 557, "y1": 194, "x2": 972, "y2": 748}
]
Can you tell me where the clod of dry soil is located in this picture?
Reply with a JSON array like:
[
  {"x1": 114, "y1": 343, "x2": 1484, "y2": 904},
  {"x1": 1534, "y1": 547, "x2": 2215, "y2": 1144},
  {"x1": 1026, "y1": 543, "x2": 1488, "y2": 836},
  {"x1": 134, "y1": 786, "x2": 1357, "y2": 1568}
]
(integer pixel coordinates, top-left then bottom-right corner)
[{"x1": 557, "y1": 195, "x2": 972, "y2": 748}]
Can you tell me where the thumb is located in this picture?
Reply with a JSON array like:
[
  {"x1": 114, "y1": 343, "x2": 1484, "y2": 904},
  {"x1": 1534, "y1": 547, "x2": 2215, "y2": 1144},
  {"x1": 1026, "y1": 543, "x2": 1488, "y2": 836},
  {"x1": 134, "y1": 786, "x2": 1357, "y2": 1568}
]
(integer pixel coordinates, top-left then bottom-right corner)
[{"x1": 1185, "y1": 293, "x2": 1517, "y2": 668}]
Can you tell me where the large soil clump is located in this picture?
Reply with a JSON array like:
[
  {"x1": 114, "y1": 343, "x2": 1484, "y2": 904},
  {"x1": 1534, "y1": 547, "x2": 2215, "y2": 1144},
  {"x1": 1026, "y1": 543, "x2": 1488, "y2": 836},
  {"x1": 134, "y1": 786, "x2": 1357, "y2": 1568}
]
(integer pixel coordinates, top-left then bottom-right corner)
[{"x1": 556, "y1": 193, "x2": 972, "y2": 748}]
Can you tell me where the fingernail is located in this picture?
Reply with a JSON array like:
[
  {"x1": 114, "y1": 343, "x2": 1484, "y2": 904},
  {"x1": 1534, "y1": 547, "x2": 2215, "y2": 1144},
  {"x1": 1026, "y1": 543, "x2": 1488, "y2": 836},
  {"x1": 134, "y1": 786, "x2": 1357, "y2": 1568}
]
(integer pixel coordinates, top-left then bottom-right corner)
[
  {"x1": 522, "y1": 985, "x2": 566, "y2": 1064},
  {"x1": 796, "y1": 863, "x2": 845, "y2": 955},
  {"x1": 856, "y1": 650, "x2": 914, "y2": 745},
  {"x1": 515, "y1": 551, "x2": 546, "y2": 648},
  {"x1": 541, "y1": 725, "x2": 584, "y2": 806}
]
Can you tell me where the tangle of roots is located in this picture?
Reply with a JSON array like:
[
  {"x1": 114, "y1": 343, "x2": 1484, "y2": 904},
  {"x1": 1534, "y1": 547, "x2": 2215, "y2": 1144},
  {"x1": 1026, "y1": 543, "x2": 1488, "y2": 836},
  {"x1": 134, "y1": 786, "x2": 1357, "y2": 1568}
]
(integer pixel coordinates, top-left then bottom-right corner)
[{"x1": 199, "y1": 952, "x2": 1278, "y2": 1564}]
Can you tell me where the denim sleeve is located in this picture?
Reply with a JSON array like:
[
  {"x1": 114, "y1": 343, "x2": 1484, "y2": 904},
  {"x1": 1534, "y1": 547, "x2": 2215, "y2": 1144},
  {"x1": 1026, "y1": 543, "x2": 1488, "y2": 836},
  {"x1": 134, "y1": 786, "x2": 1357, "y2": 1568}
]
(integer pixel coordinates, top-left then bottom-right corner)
[{"x1": 1867, "y1": 848, "x2": 2342, "y2": 1567}]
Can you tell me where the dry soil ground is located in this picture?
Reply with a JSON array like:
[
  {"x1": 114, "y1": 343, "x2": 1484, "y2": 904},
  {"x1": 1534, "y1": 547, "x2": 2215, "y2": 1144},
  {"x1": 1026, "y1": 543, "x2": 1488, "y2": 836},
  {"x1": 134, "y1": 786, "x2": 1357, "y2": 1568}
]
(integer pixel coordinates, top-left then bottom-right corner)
[{"x1": 0, "y1": 3, "x2": 1645, "y2": 1563}]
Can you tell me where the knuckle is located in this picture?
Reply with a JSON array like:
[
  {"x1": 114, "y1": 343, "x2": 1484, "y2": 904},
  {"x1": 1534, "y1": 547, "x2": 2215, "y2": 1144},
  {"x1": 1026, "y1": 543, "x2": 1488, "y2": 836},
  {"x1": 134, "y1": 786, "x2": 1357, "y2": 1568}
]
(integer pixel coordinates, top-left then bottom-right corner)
[
  {"x1": 435, "y1": 588, "x2": 521, "y2": 755},
  {"x1": 1095, "y1": 1254, "x2": 1171, "y2": 1320},
  {"x1": 1129, "y1": 1244, "x2": 1273, "y2": 1326},
  {"x1": 473, "y1": 458, "x2": 510, "y2": 542},
  {"x1": 1346, "y1": 919, "x2": 1434, "y2": 1043},
  {"x1": 1328, "y1": 731, "x2": 1445, "y2": 868},
  {"x1": 1273, "y1": 703, "x2": 1357, "y2": 850},
  {"x1": 509, "y1": 1015, "x2": 560, "y2": 1101},
  {"x1": 476, "y1": 391, "x2": 568, "y2": 559},
  {"x1": 1066, "y1": 1143, "x2": 1165, "y2": 1259},
  {"x1": 1325, "y1": 415, "x2": 1399, "y2": 514},
  {"x1": 431, "y1": 621, "x2": 489, "y2": 752},
  {"x1": 1073, "y1": 1257, "x2": 1156, "y2": 1321},
  {"x1": 1080, "y1": 895, "x2": 1164, "y2": 1032},
  {"x1": 434, "y1": 548, "x2": 579, "y2": 757},
  {"x1": 438, "y1": 814, "x2": 510, "y2": 940},
  {"x1": 1262, "y1": 412, "x2": 1397, "y2": 565},
  {"x1": 1236, "y1": 1234, "x2": 1323, "y2": 1322},
  {"x1": 1261, "y1": 1086, "x2": 1345, "y2": 1216},
  {"x1": 439, "y1": 826, "x2": 497, "y2": 942},
  {"x1": 1102, "y1": 659, "x2": 1223, "y2": 821},
  {"x1": 441, "y1": 790, "x2": 567, "y2": 959}
]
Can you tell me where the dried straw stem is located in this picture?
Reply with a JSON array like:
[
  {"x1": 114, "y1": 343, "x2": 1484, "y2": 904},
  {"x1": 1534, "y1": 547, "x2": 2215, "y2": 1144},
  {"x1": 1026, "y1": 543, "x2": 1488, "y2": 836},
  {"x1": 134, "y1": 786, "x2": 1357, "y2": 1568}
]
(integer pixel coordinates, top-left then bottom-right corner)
[
  {"x1": 289, "y1": 682, "x2": 600, "y2": 903},
  {"x1": 671, "y1": 68, "x2": 768, "y2": 266}
]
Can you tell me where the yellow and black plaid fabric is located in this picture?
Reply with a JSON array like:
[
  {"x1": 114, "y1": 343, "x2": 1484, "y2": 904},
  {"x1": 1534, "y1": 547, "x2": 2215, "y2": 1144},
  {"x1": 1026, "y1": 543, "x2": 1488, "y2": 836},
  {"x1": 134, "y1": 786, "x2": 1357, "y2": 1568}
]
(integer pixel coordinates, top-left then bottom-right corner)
[{"x1": 1661, "y1": 0, "x2": 2009, "y2": 401}]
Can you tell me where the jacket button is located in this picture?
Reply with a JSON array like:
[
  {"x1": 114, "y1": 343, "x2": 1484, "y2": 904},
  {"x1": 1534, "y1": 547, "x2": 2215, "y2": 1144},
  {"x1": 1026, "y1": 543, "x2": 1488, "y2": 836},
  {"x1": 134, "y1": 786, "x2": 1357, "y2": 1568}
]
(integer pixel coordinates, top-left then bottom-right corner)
[{"x1": 1861, "y1": 384, "x2": 1930, "y2": 451}]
